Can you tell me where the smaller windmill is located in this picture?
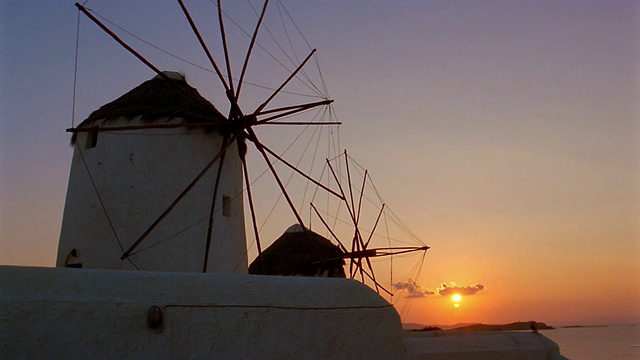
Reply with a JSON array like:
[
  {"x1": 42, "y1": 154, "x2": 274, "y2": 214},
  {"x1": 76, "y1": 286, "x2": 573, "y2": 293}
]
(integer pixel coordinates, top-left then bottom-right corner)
[{"x1": 249, "y1": 224, "x2": 346, "y2": 278}]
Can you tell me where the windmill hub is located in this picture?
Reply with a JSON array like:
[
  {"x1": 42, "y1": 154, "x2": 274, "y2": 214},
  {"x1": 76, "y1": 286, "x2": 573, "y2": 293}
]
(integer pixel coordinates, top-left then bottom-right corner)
[
  {"x1": 240, "y1": 114, "x2": 258, "y2": 129},
  {"x1": 223, "y1": 114, "x2": 257, "y2": 136}
]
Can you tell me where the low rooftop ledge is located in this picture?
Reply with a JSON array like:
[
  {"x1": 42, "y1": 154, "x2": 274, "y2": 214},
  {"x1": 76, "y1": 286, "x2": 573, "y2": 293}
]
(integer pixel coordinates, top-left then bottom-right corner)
[{"x1": 403, "y1": 330, "x2": 567, "y2": 360}]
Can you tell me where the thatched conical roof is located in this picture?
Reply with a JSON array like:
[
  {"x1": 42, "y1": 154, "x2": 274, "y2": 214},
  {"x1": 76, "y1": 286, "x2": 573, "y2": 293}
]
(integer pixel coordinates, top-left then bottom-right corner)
[
  {"x1": 249, "y1": 224, "x2": 346, "y2": 278},
  {"x1": 78, "y1": 71, "x2": 227, "y2": 127}
]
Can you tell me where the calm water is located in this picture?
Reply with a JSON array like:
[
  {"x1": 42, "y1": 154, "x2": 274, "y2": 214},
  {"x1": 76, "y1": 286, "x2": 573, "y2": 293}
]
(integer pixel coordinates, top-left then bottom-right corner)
[{"x1": 541, "y1": 325, "x2": 640, "y2": 360}]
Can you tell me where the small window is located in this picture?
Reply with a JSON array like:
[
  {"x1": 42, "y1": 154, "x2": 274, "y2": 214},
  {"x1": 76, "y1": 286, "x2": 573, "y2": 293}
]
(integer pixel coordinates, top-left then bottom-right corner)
[
  {"x1": 222, "y1": 195, "x2": 231, "y2": 217},
  {"x1": 64, "y1": 249, "x2": 83, "y2": 268},
  {"x1": 85, "y1": 131, "x2": 98, "y2": 149}
]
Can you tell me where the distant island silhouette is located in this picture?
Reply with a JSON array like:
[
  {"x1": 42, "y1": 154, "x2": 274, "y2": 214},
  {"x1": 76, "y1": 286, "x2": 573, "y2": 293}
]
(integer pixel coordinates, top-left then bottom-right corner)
[
  {"x1": 411, "y1": 321, "x2": 554, "y2": 332},
  {"x1": 561, "y1": 325, "x2": 607, "y2": 329}
]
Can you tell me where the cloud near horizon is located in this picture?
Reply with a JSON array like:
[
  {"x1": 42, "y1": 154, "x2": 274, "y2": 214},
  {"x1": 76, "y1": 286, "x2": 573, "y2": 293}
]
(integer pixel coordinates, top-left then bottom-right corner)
[
  {"x1": 438, "y1": 282, "x2": 485, "y2": 297},
  {"x1": 392, "y1": 279, "x2": 435, "y2": 298},
  {"x1": 393, "y1": 280, "x2": 486, "y2": 298}
]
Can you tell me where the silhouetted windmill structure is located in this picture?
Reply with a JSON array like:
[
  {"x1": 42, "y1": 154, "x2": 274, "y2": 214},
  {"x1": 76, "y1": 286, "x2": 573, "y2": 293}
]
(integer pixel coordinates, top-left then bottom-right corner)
[{"x1": 60, "y1": 0, "x2": 429, "y2": 295}]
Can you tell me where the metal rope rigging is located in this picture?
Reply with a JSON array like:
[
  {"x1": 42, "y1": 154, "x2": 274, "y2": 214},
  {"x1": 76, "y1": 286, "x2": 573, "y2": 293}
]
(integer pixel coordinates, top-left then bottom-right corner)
[{"x1": 76, "y1": 146, "x2": 139, "y2": 270}]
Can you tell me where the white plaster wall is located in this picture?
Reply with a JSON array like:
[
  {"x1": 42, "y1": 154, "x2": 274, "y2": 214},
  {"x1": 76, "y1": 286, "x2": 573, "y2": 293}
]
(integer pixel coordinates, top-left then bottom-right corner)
[
  {"x1": 0, "y1": 266, "x2": 405, "y2": 359},
  {"x1": 57, "y1": 117, "x2": 247, "y2": 273},
  {"x1": 404, "y1": 331, "x2": 567, "y2": 360}
]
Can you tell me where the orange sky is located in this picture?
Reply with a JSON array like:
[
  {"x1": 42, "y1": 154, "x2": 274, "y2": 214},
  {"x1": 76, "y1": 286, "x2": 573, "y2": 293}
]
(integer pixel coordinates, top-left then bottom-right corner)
[{"x1": 1, "y1": 1, "x2": 638, "y2": 326}]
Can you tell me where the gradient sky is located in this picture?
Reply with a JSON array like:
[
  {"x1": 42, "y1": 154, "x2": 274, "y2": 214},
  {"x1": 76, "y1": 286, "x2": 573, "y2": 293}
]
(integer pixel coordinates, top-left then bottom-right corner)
[{"x1": 1, "y1": 0, "x2": 638, "y2": 326}]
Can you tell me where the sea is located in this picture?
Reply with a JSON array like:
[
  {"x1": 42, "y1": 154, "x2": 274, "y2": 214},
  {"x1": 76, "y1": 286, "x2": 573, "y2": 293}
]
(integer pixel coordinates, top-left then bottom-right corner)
[{"x1": 541, "y1": 325, "x2": 640, "y2": 360}]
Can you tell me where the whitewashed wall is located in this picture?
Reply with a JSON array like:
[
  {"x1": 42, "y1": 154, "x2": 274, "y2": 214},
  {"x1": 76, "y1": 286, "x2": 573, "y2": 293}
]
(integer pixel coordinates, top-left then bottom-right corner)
[
  {"x1": 0, "y1": 267, "x2": 405, "y2": 359},
  {"x1": 56, "y1": 117, "x2": 246, "y2": 273},
  {"x1": 404, "y1": 331, "x2": 567, "y2": 360}
]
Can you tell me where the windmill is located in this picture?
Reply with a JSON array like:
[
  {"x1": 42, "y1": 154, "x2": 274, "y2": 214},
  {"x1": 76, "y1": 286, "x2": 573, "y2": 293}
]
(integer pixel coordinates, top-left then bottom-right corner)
[{"x1": 60, "y1": 0, "x2": 429, "y2": 296}]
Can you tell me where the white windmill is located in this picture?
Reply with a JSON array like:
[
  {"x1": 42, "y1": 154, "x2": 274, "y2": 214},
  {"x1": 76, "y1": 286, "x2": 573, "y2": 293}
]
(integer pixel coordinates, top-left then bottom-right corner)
[{"x1": 58, "y1": 0, "x2": 429, "y2": 295}]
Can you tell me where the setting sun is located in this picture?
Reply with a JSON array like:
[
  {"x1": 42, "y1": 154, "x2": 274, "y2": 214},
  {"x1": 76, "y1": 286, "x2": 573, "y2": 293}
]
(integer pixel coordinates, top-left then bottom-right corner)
[{"x1": 451, "y1": 293, "x2": 462, "y2": 308}]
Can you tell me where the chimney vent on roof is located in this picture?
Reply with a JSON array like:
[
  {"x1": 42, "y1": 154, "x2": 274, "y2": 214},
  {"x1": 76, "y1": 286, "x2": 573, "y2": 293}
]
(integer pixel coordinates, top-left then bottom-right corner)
[{"x1": 153, "y1": 71, "x2": 185, "y2": 81}]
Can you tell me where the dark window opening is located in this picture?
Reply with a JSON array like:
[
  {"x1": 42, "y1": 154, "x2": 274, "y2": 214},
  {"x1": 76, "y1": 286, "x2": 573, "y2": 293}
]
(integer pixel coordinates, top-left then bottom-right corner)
[
  {"x1": 85, "y1": 131, "x2": 98, "y2": 149},
  {"x1": 222, "y1": 196, "x2": 231, "y2": 217},
  {"x1": 64, "y1": 248, "x2": 83, "y2": 268}
]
